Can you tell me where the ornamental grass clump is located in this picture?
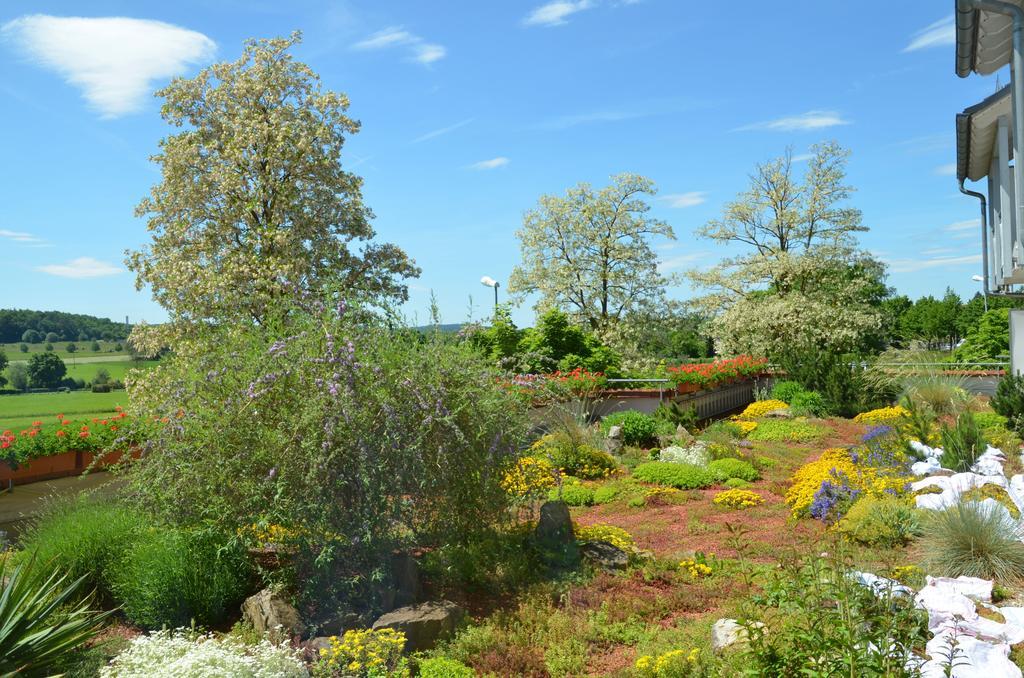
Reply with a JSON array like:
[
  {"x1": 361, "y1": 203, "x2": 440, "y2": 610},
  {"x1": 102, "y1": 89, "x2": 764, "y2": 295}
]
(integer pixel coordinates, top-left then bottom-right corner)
[
  {"x1": 940, "y1": 411, "x2": 988, "y2": 473},
  {"x1": 633, "y1": 461, "x2": 715, "y2": 489},
  {"x1": 922, "y1": 501, "x2": 1024, "y2": 583}
]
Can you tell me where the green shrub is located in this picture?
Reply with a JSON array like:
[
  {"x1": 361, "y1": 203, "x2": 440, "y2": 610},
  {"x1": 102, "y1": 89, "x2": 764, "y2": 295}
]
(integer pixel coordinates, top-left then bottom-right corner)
[
  {"x1": 993, "y1": 374, "x2": 1024, "y2": 434},
  {"x1": 835, "y1": 497, "x2": 922, "y2": 547},
  {"x1": 418, "y1": 657, "x2": 476, "y2": 678},
  {"x1": 922, "y1": 501, "x2": 1024, "y2": 582},
  {"x1": 708, "y1": 458, "x2": 759, "y2": 483},
  {"x1": 724, "y1": 478, "x2": 751, "y2": 489},
  {"x1": 21, "y1": 498, "x2": 152, "y2": 604},
  {"x1": 593, "y1": 485, "x2": 620, "y2": 504},
  {"x1": 940, "y1": 411, "x2": 987, "y2": 473},
  {"x1": 653, "y1": 401, "x2": 698, "y2": 432},
  {"x1": 550, "y1": 483, "x2": 595, "y2": 506},
  {"x1": 770, "y1": 380, "x2": 805, "y2": 404},
  {"x1": 974, "y1": 411, "x2": 1010, "y2": 430},
  {"x1": 632, "y1": 462, "x2": 714, "y2": 489},
  {"x1": 533, "y1": 433, "x2": 618, "y2": 479},
  {"x1": 111, "y1": 528, "x2": 251, "y2": 630},
  {"x1": 746, "y1": 419, "x2": 826, "y2": 443},
  {"x1": 790, "y1": 390, "x2": 827, "y2": 417},
  {"x1": 600, "y1": 411, "x2": 661, "y2": 447}
]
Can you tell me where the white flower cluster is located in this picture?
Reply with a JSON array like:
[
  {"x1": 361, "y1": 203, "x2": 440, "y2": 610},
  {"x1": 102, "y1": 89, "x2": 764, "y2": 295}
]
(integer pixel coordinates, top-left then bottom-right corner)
[
  {"x1": 659, "y1": 441, "x2": 710, "y2": 467},
  {"x1": 100, "y1": 629, "x2": 309, "y2": 678}
]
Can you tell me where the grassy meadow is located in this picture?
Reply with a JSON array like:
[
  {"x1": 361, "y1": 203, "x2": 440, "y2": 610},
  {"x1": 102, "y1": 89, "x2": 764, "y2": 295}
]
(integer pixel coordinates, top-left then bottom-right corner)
[
  {"x1": 1, "y1": 340, "x2": 130, "y2": 359},
  {"x1": 0, "y1": 390, "x2": 128, "y2": 430}
]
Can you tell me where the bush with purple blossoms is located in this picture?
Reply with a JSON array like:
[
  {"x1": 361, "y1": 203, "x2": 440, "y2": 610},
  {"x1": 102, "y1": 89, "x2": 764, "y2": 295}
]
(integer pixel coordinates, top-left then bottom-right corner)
[{"x1": 124, "y1": 296, "x2": 530, "y2": 618}]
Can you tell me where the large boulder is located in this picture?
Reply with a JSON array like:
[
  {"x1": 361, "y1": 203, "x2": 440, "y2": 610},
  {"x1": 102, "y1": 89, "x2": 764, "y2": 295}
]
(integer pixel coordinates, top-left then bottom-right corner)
[
  {"x1": 390, "y1": 551, "x2": 421, "y2": 608},
  {"x1": 535, "y1": 500, "x2": 574, "y2": 546},
  {"x1": 580, "y1": 540, "x2": 629, "y2": 571},
  {"x1": 242, "y1": 588, "x2": 306, "y2": 642},
  {"x1": 371, "y1": 600, "x2": 465, "y2": 651}
]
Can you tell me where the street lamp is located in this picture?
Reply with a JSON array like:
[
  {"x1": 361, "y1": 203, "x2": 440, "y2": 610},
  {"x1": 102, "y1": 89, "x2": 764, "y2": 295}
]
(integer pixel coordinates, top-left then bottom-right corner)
[
  {"x1": 972, "y1": 274, "x2": 988, "y2": 312},
  {"x1": 480, "y1": 276, "x2": 500, "y2": 309}
]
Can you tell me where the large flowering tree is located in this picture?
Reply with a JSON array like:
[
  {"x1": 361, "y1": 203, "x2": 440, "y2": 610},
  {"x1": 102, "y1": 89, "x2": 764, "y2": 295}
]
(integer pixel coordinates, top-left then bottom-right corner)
[
  {"x1": 688, "y1": 142, "x2": 885, "y2": 358},
  {"x1": 126, "y1": 33, "x2": 418, "y2": 350}
]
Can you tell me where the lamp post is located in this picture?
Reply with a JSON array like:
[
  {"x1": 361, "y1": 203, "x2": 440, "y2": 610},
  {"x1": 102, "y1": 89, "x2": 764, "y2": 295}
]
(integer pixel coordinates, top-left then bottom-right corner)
[
  {"x1": 972, "y1": 274, "x2": 989, "y2": 312},
  {"x1": 480, "y1": 276, "x2": 500, "y2": 309}
]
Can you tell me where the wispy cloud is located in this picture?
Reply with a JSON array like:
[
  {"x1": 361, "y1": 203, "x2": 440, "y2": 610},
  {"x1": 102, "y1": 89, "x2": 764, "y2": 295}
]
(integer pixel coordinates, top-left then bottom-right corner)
[
  {"x1": 659, "y1": 192, "x2": 707, "y2": 208},
  {"x1": 944, "y1": 219, "x2": 980, "y2": 232},
  {"x1": 904, "y1": 15, "x2": 955, "y2": 52},
  {"x1": 792, "y1": 153, "x2": 814, "y2": 162},
  {"x1": 886, "y1": 253, "x2": 981, "y2": 273},
  {"x1": 922, "y1": 247, "x2": 957, "y2": 256},
  {"x1": 351, "y1": 25, "x2": 445, "y2": 65},
  {"x1": 469, "y1": 157, "x2": 509, "y2": 170},
  {"x1": 736, "y1": 110, "x2": 850, "y2": 132},
  {"x1": 524, "y1": 0, "x2": 594, "y2": 27},
  {"x1": 413, "y1": 118, "x2": 474, "y2": 143},
  {"x1": 891, "y1": 133, "x2": 951, "y2": 156},
  {"x1": 536, "y1": 97, "x2": 705, "y2": 131},
  {"x1": 658, "y1": 252, "x2": 707, "y2": 273},
  {"x1": 37, "y1": 256, "x2": 122, "y2": 278},
  {"x1": 2, "y1": 15, "x2": 215, "y2": 118},
  {"x1": 934, "y1": 162, "x2": 957, "y2": 176},
  {"x1": 0, "y1": 228, "x2": 44, "y2": 244}
]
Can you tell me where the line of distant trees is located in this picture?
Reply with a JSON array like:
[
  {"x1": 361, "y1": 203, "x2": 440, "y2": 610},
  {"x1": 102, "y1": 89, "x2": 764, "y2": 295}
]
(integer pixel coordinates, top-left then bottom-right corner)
[{"x1": 0, "y1": 309, "x2": 130, "y2": 344}]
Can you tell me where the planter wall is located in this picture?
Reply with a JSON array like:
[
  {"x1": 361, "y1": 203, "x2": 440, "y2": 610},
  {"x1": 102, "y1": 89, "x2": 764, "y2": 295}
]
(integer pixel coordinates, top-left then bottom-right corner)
[{"x1": 0, "y1": 448, "x2": 134, "y2": 487}]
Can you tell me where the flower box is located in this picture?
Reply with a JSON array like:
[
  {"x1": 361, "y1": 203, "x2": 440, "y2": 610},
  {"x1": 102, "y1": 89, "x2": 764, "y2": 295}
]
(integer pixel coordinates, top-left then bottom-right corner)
[{"x1": 0, "y1": 448, "x2": 138, "y2": 487}]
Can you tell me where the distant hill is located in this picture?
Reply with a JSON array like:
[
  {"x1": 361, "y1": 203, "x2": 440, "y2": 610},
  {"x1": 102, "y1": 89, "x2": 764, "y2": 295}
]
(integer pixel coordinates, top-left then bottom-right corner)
[
  {"x1": 415, "y1": 323, "x2": 465, "y2": 334},
  {"x1": 0, "y1": 309, "x2": 131, "y2": 343}
]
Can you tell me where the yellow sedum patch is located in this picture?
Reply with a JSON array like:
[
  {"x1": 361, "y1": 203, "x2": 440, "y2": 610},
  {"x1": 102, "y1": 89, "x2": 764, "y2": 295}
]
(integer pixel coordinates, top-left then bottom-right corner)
[
  {"x1": 784, "y1": 448, "x2": 908, "y2": 517},
  {"x1": 635, "y1": 648, "x2": 703, "y2": 676},
  {"x1": 853, "y1": 406, "x2": 910, "y2": 426},
  {"x1": 713, "y1": 488, "x2": 764, "y2": 509},
  {"x1": 733, "y1": 420, "x2": 758, "y2": 436},
  {"x1": 574, "y1": 522, "x2": 635, "y2": 551},
  {"x1": 318, "y1": 628, "x2": 406, "y2": 677},
  {"x1": 679, "y1": 558, "x2": 713, "y2": 579},
  {"x1": 501, "y1": 456, "x2": 556, "y2": 500},
  {"x1": 737, "y1": 399, "x2": 789, "y2": 420}
]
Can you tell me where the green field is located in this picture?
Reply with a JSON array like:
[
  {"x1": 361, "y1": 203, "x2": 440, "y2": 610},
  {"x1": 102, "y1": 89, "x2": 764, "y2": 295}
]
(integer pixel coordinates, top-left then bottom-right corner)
[
  {"x1": 0, "y1": 390, "x2": 128, "y2": 430},
  {"x1": 63, "y1": 359, "x2": 158, "y2": 383},
  {"x1": 1, "y1": 340, "x2": 130, "y2": 358}
]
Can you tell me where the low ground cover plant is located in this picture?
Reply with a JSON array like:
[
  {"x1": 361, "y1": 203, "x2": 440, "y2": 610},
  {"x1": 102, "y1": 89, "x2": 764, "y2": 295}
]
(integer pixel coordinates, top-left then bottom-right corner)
[
  {"x1": 712, "y1": 488, "x2": 763, "y2": 509},
  {"x1": 707, "y1": 458, "x2": 759, "y2": 482},
  {"x1": 633, "y1": 461, "x2": 715, "y2": 489},
  {"x1": 835, "y1": 496, "x2": 922, "y2": 547},
  {"x1": 736, "y1": 399, "x2": 789, "y2": 420},
  {"x1": 745, "y1": 419, "x2": 826, "y2": 443}
]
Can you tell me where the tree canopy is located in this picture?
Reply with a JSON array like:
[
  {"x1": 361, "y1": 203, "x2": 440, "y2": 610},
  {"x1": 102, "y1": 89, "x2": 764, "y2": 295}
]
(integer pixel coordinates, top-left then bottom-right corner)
[
  {"x1": 127, "y1": 32, "x2": 418, "y2": 347},
  {"x1": 508, "y1": 173, "x2": 676, "y2": 330}
]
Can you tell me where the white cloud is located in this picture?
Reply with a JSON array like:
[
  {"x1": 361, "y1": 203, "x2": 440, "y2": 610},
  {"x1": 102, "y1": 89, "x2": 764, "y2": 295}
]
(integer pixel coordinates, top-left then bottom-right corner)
[
  {"x1": 658, "y1": 252, "x2": 706, "y2": 273},
  {"x1": 659, "y1": 192, "x2": 707, "y2": 208},
  {"x1": 524, "y1": 1, "x2": 594, "y2": 27},
  {"x1": 470, "y1": 157, "x2": 509, "y2": 170},
  {"x1": 0, "y1": 228, "x2": 43, "y2": 243},
  {"x1": 414, "y1": 43, "x2": 446, "y2": 64},
  {"x1": 904, "y1": 16, "x2": 955, "y2": 52},
  {"x1": 413, "y1": 118, "x2": 474, "y2": 143},
  {"x1": 352, "y1": 27, "x2": 415, "y2": 50},
  {"x1": 37, "y1": 256, "x2": 122, "y2": 278},
  {"x1": 792, "y1": 153, "x2": 814, "y2": 162},
  {"x1": 352, "y1": 25, "x2": 445, "y2": 65},
  {"x1": 886, "y1": 253, "x2": 981, "y2": 273},
  {"x1": 2, "y1": 15, "x2": 215, "y2": 118},
  {"x1": 736, "y1": 110, "x2": 850, "y2": 132},
  {"x1": 944, "y1": 218, "x2": 980, "y2": 232},
  {"x1": 934, "y1": 162, "x2": 957, "y2": 176}
]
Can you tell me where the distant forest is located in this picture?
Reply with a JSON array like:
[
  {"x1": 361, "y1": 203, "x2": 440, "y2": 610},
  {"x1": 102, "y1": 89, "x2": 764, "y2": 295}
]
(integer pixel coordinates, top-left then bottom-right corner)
[{"x1": 0, "y1": 309, "x2": 130, "y2": 343}]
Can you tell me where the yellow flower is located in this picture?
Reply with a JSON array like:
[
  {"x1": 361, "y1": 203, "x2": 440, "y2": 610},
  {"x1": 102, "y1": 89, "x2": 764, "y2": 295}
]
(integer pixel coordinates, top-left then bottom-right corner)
[
  {"x1": 736, "y1": 399, "x2": 789, "y2": 420},
  {"x1": 713, "y1": 488, "x2": 764, "y2": 509},
  {"x1": 853, "y1": 406, "x2": 910, "y2": 425}
]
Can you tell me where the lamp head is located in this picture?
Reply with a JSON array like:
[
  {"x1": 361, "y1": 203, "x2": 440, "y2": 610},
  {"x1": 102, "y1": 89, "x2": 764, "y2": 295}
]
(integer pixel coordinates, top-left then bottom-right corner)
[
  {"x1": 480, "y1": 276, "x2": 498, "y2": 287},
  {"x1": 972, "y1": 275, "x2": 985, "y2": 282}
]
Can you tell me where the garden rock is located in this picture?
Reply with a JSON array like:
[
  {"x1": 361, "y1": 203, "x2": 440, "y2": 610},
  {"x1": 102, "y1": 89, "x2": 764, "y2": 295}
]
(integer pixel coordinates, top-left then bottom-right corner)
[
  {"x1": 710, "y1": 618, "x2": 762, "y2": 652},
  {"x1": 536, "y1": 500, "x2": 574, "y2": 546},
  {"x1": 372, "y1": 600, "x2": 465, "y2": 651},
  {"x1": 764, "y1": 409, "x2": 792, "y2": 419},
  {"x1": 390, "y1": 551, "x2": 421, "y2": 608},
  {"x1": 241, "y1": 588, "x2": 306, "y2": 641},
  {"x1": 675, "y1": 425, "x2": 695, "y2": 445},
  {"x1": 738, "y1": 440, "x2": 754, "y2": 450},
  {"x1": 607, "y1": 425, "x2": 623, "y2": 455},
  {"x1": 580, "y1": 540, "x2": 629, "y2": 571}
]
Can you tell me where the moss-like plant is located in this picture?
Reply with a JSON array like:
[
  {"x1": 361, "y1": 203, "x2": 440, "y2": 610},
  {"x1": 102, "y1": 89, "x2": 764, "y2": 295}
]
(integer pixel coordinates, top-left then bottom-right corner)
[
  {"x1": 708, "y1": 458, "x2": 760, "y2": 483},
  {"x1": 632, "y1": 461, "x2": 715, "y2": 489}
]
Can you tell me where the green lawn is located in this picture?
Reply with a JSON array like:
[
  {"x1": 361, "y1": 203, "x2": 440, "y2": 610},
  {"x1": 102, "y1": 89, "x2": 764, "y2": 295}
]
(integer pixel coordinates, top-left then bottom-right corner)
[
  {"x1": 1, "y1": 340, "x2": 130, "y2": 359},
  {"x1": 63, "y1": 359, "x2": 158, "y2": 383},
  {"x1": 0, "y1": 391, "x2": 128, "y2": 431}
]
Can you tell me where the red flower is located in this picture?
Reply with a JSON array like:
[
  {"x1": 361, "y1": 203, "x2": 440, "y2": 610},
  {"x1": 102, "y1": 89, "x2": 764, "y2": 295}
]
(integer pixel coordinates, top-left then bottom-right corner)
[
  {"x1": 32, "y1": 421, "x2": 42, "y2": 427},
  {"x1": 56, "y1": 430, "x2": 66, "y2": 438},
  {"x1": 79, "y1": 431, "x2": 89, "y2": 438}
]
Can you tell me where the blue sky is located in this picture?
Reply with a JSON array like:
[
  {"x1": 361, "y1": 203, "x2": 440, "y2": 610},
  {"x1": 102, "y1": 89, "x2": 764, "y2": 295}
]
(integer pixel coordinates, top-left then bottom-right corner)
[{"x1": 0, "y1": 1, "x2": 1002, "y2": 327}]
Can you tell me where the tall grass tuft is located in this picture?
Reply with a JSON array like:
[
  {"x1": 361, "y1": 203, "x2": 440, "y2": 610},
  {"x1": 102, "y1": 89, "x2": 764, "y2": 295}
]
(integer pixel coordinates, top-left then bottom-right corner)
[
  {"x1": 904, "y1": 373, "x2": 971, "y2": 417},
  {"x1": 922, "y1": 501, "x2": 1024, "y2": 582},
  {"x1": 939, "y1": 412, "x2": 987, "y2": 472}
]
